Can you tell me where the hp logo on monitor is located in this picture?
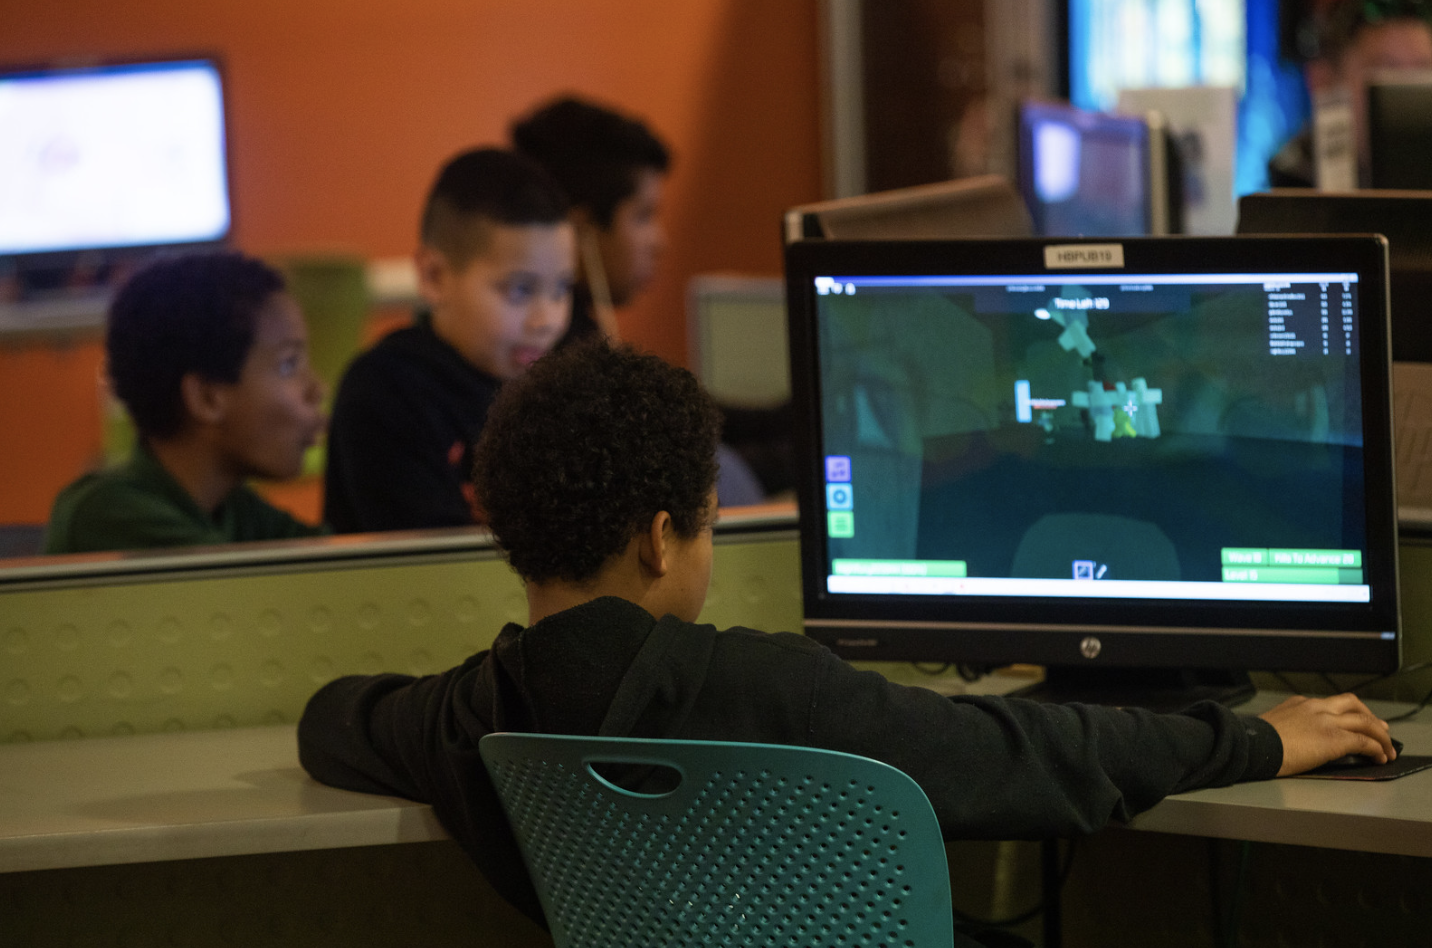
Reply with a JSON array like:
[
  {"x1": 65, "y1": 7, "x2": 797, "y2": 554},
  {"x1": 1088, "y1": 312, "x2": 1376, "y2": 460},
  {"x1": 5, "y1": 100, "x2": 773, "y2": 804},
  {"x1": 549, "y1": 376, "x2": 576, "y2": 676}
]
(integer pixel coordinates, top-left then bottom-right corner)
[{"x1": 1080, "y1": 636, "x2": 1102, "y2": 660}]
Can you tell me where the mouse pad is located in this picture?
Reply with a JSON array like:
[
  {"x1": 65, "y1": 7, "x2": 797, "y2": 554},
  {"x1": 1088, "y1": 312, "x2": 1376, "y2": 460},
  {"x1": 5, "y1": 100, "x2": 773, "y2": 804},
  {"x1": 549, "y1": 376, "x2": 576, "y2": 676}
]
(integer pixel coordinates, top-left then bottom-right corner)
[{"x1": 1296, "y1": 754, "x2": 1432, "y2": 781}]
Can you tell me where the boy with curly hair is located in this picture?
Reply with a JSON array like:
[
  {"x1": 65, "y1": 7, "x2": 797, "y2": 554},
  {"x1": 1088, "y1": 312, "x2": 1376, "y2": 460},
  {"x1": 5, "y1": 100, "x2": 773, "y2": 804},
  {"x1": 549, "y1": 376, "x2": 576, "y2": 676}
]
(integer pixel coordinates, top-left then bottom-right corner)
[
  {"x1": 44, "y1": 253, "x2": 327, "y2": 554},
  {"x1": 299, "y1": 340, "x2": 1396, "y2": 943}
]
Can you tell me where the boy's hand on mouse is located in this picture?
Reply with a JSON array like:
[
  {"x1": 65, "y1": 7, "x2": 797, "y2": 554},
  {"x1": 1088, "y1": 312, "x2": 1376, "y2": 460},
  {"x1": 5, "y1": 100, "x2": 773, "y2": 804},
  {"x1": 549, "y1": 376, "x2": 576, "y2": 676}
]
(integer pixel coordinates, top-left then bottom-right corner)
[{"x1": 1259, "y1": 693, "x2": 1396, "y2": 776}]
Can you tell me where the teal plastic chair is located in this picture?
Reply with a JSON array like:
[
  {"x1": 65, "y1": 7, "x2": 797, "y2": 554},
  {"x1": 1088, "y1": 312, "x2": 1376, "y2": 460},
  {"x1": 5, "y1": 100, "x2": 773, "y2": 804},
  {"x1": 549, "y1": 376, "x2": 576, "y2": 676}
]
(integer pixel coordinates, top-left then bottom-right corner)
[{"x1": 479, "y1": 733, "x2": 955, "y2": 948}]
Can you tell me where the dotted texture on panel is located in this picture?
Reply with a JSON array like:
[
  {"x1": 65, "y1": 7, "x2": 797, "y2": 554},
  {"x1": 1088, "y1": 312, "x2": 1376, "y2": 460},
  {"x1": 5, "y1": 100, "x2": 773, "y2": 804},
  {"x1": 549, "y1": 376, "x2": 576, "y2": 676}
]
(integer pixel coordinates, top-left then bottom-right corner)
[
  {"x1": 0, "y1": 536, "x2": 803, "y2": 745},
  {"x1": 482, "y1": 735, "x2": 954, "y2": 948},
  {"x1": 0, "y1": 556, "x2": 523, "y2": 744}
]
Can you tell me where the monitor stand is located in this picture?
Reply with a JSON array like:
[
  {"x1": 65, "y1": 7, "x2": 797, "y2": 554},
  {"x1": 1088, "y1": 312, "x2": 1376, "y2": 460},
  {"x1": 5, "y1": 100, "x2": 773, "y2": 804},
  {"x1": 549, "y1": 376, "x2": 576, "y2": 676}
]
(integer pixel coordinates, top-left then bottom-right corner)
[{"x1": 1012, "y1": 668, "x2": 1256, "y2": 713}]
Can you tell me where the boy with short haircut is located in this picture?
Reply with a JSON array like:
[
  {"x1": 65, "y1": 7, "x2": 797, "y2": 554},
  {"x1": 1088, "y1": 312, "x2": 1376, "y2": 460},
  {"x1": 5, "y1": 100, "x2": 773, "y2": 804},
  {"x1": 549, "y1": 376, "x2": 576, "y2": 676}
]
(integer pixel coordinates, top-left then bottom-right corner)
[
  {"x1": 299, "y1": 340, "x2": 1396, "y2": 941},
  {"x1": 322, "y1": 148, "x2": 575, "y2": 533},
  {"x1": 511, "y1": 95, "x2": 669, "y2": 345},
  {"x1": 44, "y1": 253, "x2": 328, "y2": 554},
  {"x1": 512, "y1": 96, "x2": 771, "y2": 506}
]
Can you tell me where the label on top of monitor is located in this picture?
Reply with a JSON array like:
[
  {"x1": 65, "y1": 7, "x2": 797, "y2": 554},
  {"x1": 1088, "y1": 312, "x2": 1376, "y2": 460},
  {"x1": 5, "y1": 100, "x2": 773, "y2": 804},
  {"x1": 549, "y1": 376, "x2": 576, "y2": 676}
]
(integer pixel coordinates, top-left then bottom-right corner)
[{"x1": 1045, "y1": 244, "x2": 1124, "y2": 269}]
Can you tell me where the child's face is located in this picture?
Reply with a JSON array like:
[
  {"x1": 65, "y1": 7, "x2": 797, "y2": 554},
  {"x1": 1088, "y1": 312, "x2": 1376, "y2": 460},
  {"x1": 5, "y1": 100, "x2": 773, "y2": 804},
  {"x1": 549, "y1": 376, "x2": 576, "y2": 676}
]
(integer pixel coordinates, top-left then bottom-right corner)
[
  {"x1": 423, "y1": 222, "x2": 577, "y2": 380},
  {"x1": 591, "y1": 169, "x2": 665, "y2": 307},
  {"x1": 214, "y1": 292, "x2": 326, "y2": 480}
]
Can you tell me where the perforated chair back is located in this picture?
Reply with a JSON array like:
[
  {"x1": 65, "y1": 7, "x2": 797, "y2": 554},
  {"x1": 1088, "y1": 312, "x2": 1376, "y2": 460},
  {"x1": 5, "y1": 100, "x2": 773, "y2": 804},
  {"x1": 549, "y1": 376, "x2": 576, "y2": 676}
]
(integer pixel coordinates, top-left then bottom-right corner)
[{"x1": 479, "y1": 733, "x2": 954, "y2": 948}]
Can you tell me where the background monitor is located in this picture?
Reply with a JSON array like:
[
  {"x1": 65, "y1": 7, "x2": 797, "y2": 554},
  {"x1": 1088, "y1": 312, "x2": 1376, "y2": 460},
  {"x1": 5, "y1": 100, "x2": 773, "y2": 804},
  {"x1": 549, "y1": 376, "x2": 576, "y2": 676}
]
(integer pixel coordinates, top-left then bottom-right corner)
[
  {"x1": 1368, "y1": 71, "x2": 1432, "y2": 190},
  {"x1": 687, "y1": 274, "x2": 789, "y2": 410},
  {"x1": 0, "y1": 56, "x2": 231, "y2": 297},
  {"x1": 1016, "y1": 101, "x2": 1180, "y2": 238},
  {"x1": 783, "y1": 176, "x2": 1033, "y2": 244},
  {"x1": 785, "y1": 235, "x2": 1398, "y2": 707},
  {"x1": 1065, "y1": 0, "x2": 1310, "y2": 196}
]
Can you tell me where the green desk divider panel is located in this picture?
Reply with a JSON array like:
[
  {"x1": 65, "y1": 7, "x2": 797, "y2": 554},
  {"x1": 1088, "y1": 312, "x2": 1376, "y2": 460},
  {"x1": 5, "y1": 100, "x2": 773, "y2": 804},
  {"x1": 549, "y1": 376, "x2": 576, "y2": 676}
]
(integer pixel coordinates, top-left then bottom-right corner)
[
  {"x1": 6, "y1": 530, "x2": 1432, "y2": 745},
  {"x1": 0, "y1": 531, "x2": 802, "y2": 744}
]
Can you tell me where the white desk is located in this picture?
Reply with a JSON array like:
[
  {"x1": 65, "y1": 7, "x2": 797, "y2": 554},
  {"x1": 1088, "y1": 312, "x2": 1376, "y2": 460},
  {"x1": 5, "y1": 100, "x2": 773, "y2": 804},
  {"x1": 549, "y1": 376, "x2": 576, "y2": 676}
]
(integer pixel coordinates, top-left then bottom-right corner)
[
  {"x1": 1126, "y1": 694, "x2": 1432, "y2": 857},
  {"x1": 0, "y1": 725, "x2": 445, "y2": 874},
  {"x1": 5, "y1": 694, "x2": 1430, "y2": 876}
]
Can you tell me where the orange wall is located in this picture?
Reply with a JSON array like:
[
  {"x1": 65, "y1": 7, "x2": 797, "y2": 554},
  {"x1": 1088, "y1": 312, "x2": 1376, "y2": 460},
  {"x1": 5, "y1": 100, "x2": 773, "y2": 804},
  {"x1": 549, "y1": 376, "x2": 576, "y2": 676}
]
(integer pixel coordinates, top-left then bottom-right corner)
[{"x1": 0, "y1": 0, "x2": 823, "y2": 524}]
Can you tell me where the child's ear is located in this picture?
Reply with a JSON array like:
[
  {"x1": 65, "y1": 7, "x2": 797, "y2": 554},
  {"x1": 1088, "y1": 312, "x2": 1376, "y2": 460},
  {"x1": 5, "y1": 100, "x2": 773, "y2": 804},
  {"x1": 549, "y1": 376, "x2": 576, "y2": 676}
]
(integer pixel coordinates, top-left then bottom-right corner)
[
  {"x1": 180, "y1": 372, "x2": 229, "y2": 426},
  {"x1": 637, "y1": 510, "x2": 673, "y2": 577},
  {"x1": 414, "y1": 245, "x2": 450, "y2": 307}
]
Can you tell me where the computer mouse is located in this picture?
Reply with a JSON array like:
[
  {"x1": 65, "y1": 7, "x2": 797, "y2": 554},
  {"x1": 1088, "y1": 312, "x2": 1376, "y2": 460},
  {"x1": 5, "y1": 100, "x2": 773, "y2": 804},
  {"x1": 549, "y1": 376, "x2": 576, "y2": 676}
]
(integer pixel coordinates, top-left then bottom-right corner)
[{"x1": 1321, "y1": 737, "x2": 1403, "y2": 769}]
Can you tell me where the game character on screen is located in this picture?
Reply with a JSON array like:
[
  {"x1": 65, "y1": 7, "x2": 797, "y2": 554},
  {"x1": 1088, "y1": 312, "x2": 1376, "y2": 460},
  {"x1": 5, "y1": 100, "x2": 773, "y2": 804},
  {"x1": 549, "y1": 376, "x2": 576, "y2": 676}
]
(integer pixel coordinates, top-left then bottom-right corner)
[
  {"x1": 298, "y1": 339, "x2": 1396, "y2": 948},
  {"x1": 44, "y1": 253, "x2": 328, "y2": 554},
  {"x1": 322, "y1": 148, "x2": 576, "y2": 533}
]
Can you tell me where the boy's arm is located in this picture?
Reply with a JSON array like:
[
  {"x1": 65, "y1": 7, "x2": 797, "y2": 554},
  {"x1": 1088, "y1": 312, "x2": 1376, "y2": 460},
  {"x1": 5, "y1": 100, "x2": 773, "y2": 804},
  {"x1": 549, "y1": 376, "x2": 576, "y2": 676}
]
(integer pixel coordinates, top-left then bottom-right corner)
[
  {"x1": 803, "y1": 649, "x2": 1271, "y2": 837},
  {"x1": 297, "y1": 650, "x2": 493, "y2": 801},
  {"x1": 803, "y1": 650, "x2": 1388, "y2": 838}
]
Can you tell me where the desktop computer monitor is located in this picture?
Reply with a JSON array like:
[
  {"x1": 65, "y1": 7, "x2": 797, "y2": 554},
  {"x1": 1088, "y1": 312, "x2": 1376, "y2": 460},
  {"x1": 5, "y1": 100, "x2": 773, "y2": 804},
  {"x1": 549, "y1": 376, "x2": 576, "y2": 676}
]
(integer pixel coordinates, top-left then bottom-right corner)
[
  {"x1": 1237, "y1": 189, "x2": 1432, "y2": 523},
  {"x1": 0, "y1": 56, "x2": 232, "y2": 295},
  {"x1": 783, "y1": 176, "x2": 1033, "y2": 244},
  {"x1": 784, "y1": 235, "x2": 1399, "y2": 707},
  {"x1": 1237, "y1": 191, "x2": 1432, "y2": 362},
  {"x1": 1367, "y1": 71, "x2": 1432, "y2": 190},
  {"x1": 1016, "y1": 101, "x2": 1180, "y2": 238},
  {"x1": 687, "y1": 275, "x2": 789, "y2": 410}
]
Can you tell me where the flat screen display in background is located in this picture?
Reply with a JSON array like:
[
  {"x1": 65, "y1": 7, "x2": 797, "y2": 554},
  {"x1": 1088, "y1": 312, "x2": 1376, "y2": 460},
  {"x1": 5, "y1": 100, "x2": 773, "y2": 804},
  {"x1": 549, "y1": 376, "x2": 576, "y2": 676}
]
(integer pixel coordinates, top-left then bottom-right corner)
[
  {"x1": 1066, "y1": 0, "x2": 1310, "y2": 196},
  {"x1": 0, "y1": 59, "x2": 230, "y2": 257},
  {"x1": 1017, "y1": 102, "x2": 1152, "y2": 237}
]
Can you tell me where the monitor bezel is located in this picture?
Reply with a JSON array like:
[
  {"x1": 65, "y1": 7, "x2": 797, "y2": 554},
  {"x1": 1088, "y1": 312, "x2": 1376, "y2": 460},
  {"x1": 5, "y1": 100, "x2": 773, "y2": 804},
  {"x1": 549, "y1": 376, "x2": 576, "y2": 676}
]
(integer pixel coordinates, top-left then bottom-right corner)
[
  {"x1": 0, "y1": 52, "x2": 234, "y2": 267},
  {"x1": 785, "y1": 235, "x2": 1399, "y2": 673}
]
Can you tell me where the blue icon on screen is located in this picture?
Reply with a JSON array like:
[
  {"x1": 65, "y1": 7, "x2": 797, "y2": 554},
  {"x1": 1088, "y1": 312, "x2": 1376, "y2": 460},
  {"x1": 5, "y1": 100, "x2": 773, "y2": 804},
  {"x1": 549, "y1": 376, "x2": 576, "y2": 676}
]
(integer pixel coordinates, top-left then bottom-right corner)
[
  {"x1": 826, "y1": 483, "x2": 854, "y2": 510},
  {"x1": 825, "y1": 456, "x2": 851, "y2": 482}
]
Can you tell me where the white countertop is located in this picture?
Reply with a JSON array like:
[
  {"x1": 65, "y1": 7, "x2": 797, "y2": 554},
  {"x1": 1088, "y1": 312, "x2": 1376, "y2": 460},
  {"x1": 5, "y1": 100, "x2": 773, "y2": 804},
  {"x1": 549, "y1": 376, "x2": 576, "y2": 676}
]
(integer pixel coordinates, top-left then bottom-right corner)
[
  {"x1": 1125, "y1": 693, "x2": 1432, "y2": 856},
  {"x1": 5, "y1": 693, "x2": 1431, "y2": 875},
  {"x1": 0, "y1": 725, "x2": 446, "y2": 873}
]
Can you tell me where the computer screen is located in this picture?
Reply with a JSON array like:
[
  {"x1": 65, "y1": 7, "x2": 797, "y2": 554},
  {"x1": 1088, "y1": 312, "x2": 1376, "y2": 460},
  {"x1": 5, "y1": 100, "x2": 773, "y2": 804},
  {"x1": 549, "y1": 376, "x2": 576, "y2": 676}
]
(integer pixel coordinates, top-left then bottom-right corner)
[
  {"x1": 1237, "y1": 190, "x2": 1432, "y2": 524},
  {"x1": 687, "y1": 275, "x2": 789, "y2": 409},
  {"x1": 1016, "y1": 102, "x2": 1173, "y2": 238},
  {"x1": 1237, "y1": 191, "x2": 1432, "y2": 362},
  {"x1": 0, "y1": 56, "x2": 231, "y2": 259},
  {"x1": 1065, "y1": 0, "x2": 1310, "y2": 196},
  {"x1": 785, "y1": 236, "x2": 1398, "y2": 701}
]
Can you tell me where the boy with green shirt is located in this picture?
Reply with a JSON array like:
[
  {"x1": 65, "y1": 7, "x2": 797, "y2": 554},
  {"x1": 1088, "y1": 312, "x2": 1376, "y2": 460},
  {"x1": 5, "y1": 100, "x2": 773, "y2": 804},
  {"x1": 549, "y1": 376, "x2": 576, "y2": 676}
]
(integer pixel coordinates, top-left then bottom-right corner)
[{"x1": 44, "y1": 253, "x2": 328, "y2": 554}]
